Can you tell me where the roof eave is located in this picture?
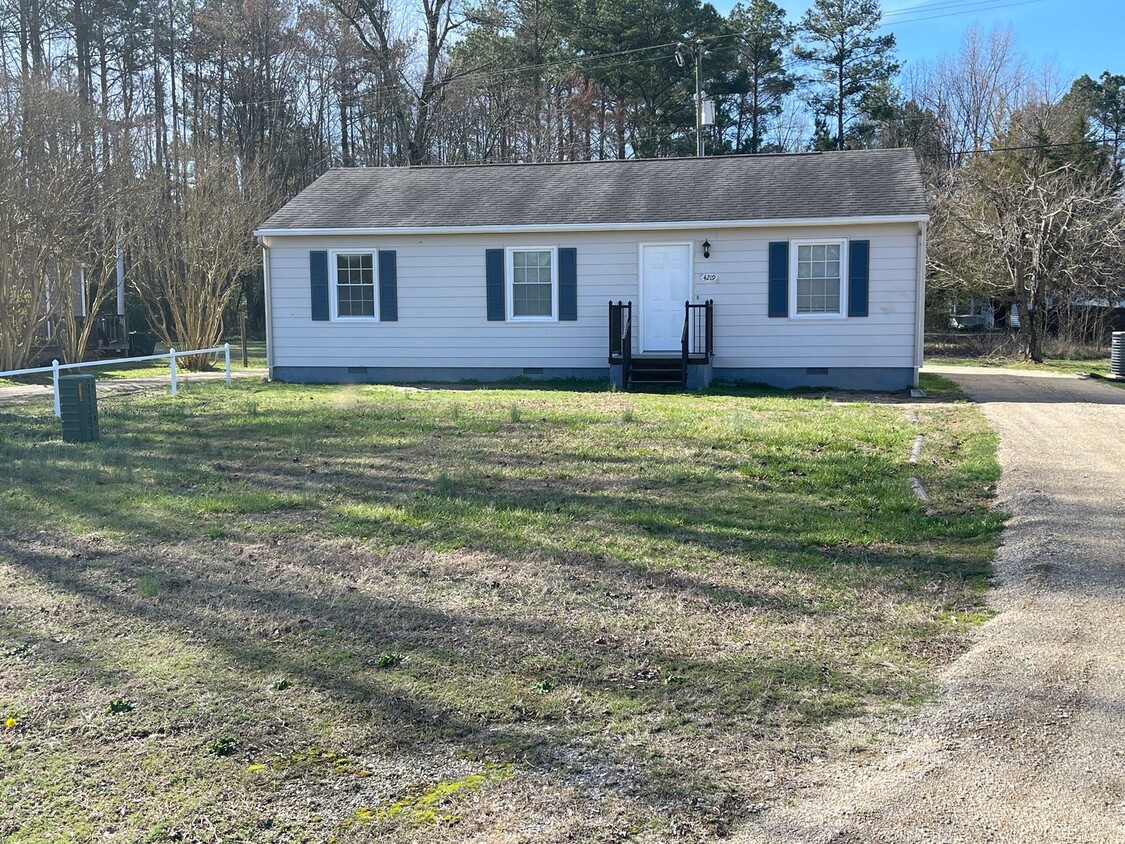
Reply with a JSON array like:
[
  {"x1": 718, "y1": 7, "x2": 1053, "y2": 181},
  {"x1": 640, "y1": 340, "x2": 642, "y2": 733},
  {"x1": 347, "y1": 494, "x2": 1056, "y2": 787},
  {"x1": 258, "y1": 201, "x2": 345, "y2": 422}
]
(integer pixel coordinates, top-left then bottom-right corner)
[{"x1": 254, "y1": 213, "x2": 930, "y2": 239}]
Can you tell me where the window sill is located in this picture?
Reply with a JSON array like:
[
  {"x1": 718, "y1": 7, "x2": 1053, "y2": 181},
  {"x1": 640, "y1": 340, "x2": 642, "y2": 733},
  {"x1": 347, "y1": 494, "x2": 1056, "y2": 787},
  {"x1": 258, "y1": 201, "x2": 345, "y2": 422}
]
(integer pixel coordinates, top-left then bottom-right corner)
[{"x1": 788, "y1": 312, "x2": 847, "y2": 320}]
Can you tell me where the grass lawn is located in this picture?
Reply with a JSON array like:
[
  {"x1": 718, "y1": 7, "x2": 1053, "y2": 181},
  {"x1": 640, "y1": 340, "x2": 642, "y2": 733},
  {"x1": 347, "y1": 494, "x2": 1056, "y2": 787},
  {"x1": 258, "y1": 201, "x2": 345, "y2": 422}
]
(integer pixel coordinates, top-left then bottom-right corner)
[
  {"x1": 926, "y1": 356, "x2": 1125, "y2": 390},
  {"x1": 0, "y1": 380, "x2": 1002, "y2": 842},
  {"x1": 917, "y1": 372, "x2": 969, "y2": 401},
  {"x1": 927, "y1": 355, "x2": 1111, "y2": 376}
]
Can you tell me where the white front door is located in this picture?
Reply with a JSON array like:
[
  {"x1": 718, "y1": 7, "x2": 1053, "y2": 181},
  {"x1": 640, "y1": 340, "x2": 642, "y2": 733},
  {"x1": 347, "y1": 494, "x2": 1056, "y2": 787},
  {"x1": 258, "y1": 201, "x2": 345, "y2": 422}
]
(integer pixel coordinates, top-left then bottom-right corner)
[{"x1": 640, "y1": 244, "x2": 691, "y2": 352}]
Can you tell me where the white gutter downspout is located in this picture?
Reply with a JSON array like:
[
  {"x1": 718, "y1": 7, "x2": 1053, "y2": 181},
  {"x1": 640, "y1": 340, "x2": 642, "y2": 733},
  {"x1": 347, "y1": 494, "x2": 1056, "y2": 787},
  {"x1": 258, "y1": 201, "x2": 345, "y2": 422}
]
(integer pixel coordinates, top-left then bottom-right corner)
[
  {"x1": 914, "y1": 221, "x2": 928, "y2": 387},
  {"x1": 261, "y1": 240, "x2": 274, "y2": 379}
]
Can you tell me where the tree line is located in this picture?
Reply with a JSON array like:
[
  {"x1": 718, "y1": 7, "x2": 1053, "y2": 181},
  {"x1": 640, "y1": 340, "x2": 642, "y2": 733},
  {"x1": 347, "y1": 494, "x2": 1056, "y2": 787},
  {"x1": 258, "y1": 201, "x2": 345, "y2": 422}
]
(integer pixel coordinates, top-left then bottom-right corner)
[
  {"x1": 0, "y1": 0, "x2": 1123, "y2": 368},
  {"x1": 0, "y1": 0, "x2": 904, "y2": 185}
]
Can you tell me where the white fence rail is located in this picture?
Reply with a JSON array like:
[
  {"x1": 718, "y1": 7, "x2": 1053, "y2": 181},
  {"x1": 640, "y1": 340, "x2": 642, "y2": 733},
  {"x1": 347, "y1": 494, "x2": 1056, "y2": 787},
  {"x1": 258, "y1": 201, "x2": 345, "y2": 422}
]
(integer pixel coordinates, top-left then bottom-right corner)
[{"x1": 0, "y1": 344, "x2": 232, "y2": 417}]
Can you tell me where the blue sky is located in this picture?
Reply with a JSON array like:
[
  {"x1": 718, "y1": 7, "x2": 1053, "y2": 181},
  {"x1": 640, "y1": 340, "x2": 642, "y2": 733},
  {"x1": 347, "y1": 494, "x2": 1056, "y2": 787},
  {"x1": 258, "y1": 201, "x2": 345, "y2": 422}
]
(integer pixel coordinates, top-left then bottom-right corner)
[{"x1": 715, "y1": 0, "x2": 1121, "y2": 83}]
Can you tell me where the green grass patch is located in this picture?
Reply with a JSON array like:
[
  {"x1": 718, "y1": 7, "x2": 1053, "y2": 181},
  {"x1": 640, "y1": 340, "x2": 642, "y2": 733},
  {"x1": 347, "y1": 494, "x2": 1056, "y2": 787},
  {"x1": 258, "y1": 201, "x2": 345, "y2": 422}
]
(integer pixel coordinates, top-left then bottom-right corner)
[
  {"x1": 918, "y1": 372, "x2": 968, "y2": 400},
  {"x1": 0, "y1": 380, "x2": 1003, "y2": 841},
  {"x1": 930, "y1": 355, "x2": 1110, "y2": 376}
]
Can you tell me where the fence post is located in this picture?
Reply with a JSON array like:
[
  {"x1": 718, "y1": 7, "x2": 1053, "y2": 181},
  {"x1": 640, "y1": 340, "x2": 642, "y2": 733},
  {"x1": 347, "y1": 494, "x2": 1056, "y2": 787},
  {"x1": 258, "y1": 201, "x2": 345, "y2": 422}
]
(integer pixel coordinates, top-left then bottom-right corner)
[
  {"x1": 52, "y1": 359, "x2": 61, "y2": 418},
  {"x1": 240, "y1": 313, "x2": 249, "y2": 367},
  {"x1": 223, "y1": 343, "x2": 232, "y2": 387},
  {"x1": 169, "y1": 348, "x2": 178, "y2": 396}
]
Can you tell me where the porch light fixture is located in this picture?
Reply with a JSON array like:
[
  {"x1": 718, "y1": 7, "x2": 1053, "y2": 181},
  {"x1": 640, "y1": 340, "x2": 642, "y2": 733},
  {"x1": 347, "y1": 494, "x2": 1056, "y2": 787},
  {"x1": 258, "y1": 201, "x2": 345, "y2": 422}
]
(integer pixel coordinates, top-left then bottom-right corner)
[{"x1": 702, "y1": 239, "x2": 711, "y2": 259}]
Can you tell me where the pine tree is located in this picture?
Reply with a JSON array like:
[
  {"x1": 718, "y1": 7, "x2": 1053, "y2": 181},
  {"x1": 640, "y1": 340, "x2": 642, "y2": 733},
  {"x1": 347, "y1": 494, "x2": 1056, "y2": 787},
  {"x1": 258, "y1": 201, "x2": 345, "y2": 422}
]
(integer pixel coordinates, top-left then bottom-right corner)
[
  {"x1": 793, "y1": 0, "x2": 898, "y2": 150},
  {"x1": 728, "y1": 0, "x2": 794, "y2": 153},
  {"x1": 556, "y1": 0, "x2": 724, "y2": 158},
  {"x1": 1067, "y1": 72, "x2": 1125, "y2": 176}
]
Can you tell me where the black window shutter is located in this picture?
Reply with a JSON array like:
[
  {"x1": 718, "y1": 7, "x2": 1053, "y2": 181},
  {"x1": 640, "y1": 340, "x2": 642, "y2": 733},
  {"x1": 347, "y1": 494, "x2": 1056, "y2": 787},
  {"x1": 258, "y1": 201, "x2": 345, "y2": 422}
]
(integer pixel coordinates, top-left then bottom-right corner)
[
  {"x1": 310, "y1": 250, "x2": 329, "y2": 321},
  {"x1": 486, "y1": 248, "x2": 505, "y2": 321},
  {"x1": 768, "y1": 241, "x2": 788, "y2": 318},
  {"x1": 378, "y1": 250, "x2": 398, "y2": 321},
  {"x1": 848, "y1": 240, "x2": 870, "y2": 317},
  {"x1": 558, "y1": 247, "x2": 577, "y2": 321}
]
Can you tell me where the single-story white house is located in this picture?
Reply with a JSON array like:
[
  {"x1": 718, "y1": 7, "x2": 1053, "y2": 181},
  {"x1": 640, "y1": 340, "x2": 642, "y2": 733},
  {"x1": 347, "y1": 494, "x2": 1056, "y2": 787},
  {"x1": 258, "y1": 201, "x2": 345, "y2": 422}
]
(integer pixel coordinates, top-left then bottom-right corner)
[{"x1": 254, "y1": 149, "x2": 928, "y2": 391}]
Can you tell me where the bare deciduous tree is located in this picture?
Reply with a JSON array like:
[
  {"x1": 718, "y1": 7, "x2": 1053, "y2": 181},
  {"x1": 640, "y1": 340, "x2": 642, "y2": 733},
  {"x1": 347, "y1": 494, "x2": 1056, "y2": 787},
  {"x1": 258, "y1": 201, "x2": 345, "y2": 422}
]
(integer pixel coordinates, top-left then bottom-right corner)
[
  {"x1": 50, "y1": 201, "x2": 139, "y2": 366},
  {"x1": 909, "y1": 25, "x2": 1029, "y2": 166},
  {"x1": 329, "y1": 0, "x2": 468, "y2": 165},
  {"x1": 931, "y1": 154, "x2": 1125, "y2": 361},
  {"x1": 0, "y1": 81, "x2": 113, "y2": 370},
  {"x1": 133, "y1": 150, "x2": 269, "y2": 370}
]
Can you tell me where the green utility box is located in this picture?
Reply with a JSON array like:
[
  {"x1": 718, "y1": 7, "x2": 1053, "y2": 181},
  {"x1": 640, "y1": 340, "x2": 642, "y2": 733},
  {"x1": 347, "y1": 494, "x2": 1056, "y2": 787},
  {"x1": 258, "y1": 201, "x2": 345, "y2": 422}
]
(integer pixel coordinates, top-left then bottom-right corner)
[{"x1": 59, "y1": 374, "x2": 100, "y2": 443}]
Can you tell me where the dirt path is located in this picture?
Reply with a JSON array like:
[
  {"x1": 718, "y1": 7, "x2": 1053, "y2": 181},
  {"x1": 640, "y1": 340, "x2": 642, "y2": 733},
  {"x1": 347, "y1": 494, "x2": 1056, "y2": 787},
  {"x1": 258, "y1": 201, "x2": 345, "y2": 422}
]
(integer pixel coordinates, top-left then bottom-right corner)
[{"x1": 743, "y1": 367, "x2": 1125, "y2": 843}]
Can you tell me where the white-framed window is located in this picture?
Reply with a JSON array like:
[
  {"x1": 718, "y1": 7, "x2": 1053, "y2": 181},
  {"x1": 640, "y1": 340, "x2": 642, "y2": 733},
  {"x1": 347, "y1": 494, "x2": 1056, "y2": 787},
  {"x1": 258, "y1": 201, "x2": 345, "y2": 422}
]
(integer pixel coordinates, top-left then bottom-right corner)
[
  {"x1": 790, "y1": 239, "x2": 847, "y2": 318},
  {"x1": 330, "y1": 250, "x2": 378, "y2": 320},
  {"x1": 507, "y1": 247, "x2": 557, "y2": 321}
]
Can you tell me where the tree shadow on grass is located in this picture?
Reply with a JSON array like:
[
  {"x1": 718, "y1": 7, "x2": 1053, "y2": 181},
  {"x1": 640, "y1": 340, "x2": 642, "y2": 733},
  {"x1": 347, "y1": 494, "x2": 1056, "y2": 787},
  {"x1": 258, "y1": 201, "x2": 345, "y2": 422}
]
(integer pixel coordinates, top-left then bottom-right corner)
[
  {"x1": 0, "y1": 534, "x2": 899, "y2": 822},
  {"x1": 0, "y1": 388, "x2": 996, "y2": 592},
  {"x1": 4, "y1": 440, "x2": 991, "y2": 596}
]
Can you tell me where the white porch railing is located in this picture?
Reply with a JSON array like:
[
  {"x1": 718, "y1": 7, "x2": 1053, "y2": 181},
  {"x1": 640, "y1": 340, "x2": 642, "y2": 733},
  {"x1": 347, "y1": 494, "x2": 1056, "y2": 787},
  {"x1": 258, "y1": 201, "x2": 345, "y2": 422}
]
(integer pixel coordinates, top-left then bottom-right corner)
[{"x1": 0, "y1": 344, "x2": 232, "y2": 417}]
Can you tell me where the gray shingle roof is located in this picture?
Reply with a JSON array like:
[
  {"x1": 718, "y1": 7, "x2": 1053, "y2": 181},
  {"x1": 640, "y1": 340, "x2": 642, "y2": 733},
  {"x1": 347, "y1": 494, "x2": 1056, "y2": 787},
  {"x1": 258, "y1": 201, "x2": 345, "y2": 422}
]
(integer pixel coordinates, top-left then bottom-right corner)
[{"x1": 258, "y1": 149, "x2": 927, "y2": 232}]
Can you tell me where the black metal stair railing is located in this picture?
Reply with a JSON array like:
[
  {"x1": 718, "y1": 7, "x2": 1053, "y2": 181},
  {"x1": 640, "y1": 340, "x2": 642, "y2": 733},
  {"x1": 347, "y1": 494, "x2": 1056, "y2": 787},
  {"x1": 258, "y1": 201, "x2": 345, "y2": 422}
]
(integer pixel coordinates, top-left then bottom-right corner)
[
  {"x1": 682, "y1": 300, "x2": 715, "y2": 362},
  {"x1": 612, "y1": 299, "x2": 711, "y2": 390},
  {"x1": 608, "y1": 300, "x2": 633, "y2": 387}
]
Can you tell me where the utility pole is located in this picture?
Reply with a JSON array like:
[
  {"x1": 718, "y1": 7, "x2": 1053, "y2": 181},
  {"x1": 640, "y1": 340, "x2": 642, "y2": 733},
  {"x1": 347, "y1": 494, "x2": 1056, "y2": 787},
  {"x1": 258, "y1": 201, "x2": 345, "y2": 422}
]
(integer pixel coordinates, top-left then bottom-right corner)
[
  {"x1": 677, "y1": 38, "x2": 711, "y2": 157},
  {"x1": 695, "y1": 43, "x2": 704, "y2": 157}
]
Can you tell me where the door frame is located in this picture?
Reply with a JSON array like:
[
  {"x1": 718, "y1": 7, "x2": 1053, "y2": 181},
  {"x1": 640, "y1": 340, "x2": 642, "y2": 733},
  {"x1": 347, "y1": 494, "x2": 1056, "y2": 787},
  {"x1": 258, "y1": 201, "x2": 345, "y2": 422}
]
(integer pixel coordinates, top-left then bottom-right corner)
[{"x1": 638, "y1": 241, "x2": 693, "y2": 354}]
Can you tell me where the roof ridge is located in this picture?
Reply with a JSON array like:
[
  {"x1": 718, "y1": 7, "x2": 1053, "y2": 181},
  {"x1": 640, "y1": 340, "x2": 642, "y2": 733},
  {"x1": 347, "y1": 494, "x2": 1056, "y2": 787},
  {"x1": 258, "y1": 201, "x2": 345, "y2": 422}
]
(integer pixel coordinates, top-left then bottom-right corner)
[{"x1": 402, "y1": 152, "x2": 821, "y2": 171}]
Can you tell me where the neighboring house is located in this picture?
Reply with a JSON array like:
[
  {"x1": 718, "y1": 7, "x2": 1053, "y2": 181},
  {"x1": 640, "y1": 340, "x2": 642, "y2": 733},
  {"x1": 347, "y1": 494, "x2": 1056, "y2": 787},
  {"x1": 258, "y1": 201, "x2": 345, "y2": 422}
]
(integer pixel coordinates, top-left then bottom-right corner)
[
  {"x1": 254, "y1": 149, "x2": 929, "y2": 391},
  {"x1": 949, "y1": 298, "x2": 1018, "y2": 331}
]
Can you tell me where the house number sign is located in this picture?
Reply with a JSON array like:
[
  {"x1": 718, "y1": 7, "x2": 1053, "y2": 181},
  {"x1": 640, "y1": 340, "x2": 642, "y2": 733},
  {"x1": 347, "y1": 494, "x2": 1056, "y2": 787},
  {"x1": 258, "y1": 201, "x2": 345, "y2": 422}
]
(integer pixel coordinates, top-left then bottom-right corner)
[{"x1": 700, "y1": 273, "x2": 718, "y2": 282}]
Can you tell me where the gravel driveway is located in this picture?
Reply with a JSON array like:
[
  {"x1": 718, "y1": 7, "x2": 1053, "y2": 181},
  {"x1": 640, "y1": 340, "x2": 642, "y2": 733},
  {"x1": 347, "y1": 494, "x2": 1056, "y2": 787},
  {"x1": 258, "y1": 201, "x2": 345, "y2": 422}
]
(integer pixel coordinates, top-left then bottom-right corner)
[{"x1": 744, "y1": 367, "x2": 1125, "y2": 843}]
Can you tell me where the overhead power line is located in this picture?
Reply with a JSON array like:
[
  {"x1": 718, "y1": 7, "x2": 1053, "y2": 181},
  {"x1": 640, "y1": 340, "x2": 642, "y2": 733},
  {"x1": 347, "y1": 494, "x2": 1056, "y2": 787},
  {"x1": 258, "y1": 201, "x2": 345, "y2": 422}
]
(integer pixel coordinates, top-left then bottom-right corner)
[
  {"x1": 881, "y1": 0, "x2": 1047, "y2": 26},
  {"x1": 926, "y1": 138, "x2": 1111, "y2": 158}
]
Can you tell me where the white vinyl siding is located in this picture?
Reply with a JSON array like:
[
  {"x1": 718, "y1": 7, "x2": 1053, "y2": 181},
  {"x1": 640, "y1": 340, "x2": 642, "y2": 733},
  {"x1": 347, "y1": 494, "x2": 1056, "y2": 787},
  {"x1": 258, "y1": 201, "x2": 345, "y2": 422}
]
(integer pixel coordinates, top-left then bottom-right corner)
[{"x1": 264, "y1": 223, "x2": 919, "y2": 372}]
